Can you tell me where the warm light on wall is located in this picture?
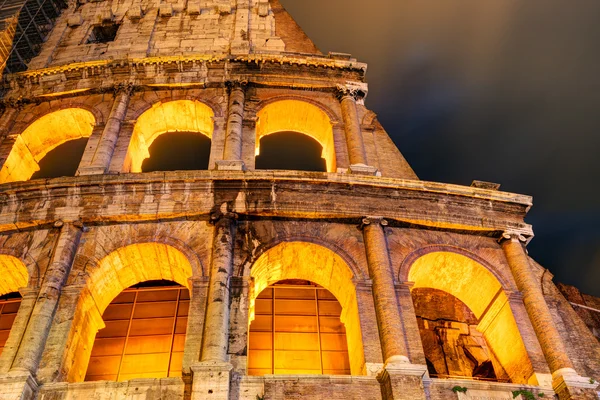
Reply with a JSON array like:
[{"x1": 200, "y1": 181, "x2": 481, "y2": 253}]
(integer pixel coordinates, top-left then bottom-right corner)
[
  {"x1": 408, "y1": 251, "x2": 534, "y2": 384},
  {"x1": 0, "y1": 255, "x2": 28, "y2": 295},
  {"x1": 0, "y1": 108, "x2": 95, "y2": 183},
  {"x1": 124, "y1": 100, "x2": 214, "y2": 173},
  {"x1": 249, "y1": 241, "x2": 365, "y2": 374},
  {"x1": 65, "y1": 243, "x2": 194, "y2": 382},
  {"x1": 255, "y1": 100, "x2": 336, "y2": 172}
]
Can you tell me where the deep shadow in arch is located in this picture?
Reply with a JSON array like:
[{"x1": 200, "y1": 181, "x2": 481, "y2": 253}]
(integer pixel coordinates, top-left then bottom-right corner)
[
  {"x1": 31, "y1": 138, "x2": 88, "y2": 180},
  {"x1": 255, "y1": 131, "x2": 327, "y2": 172},
  {"x1": 141, "y1": 132, "x2": 211, "y2": 172}
]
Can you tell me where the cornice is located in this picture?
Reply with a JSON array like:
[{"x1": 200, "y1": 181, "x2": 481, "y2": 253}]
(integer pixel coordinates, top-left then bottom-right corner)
[{"x1": 3, "y1": 53, "x2": 367, "y2": 81}]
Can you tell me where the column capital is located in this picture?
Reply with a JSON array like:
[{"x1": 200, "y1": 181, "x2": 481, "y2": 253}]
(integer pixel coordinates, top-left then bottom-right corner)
[
  {"x1": 0, "y1": 98, "x2": 31, "y2": 111},
  {"x1": 104, "y1": 82, "x2": 136, "y2": 96},
  {"x1": 361, "y1": 216, "x2": 388, "y2": 229},
  {"x1": 499, "y1": 230, "x2": 528, "y2": 244},
  {"x1": 335, "y1": 84, "x2": 367, "y2": 102},
  {"x1": 209, "y1": 211, "x2": 238, "y2": 225},
  {"x1": 225, "y1": 79, "x2": 248, "y2": 93}
]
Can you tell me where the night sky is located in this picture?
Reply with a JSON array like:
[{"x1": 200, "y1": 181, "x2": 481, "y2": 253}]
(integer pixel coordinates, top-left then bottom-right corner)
[{"x1": 280, "y1": 0, "x2": 600, "y2": 296}]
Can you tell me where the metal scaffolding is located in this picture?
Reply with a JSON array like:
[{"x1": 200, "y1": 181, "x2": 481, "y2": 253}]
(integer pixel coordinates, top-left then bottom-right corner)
[{"x1": 0, "y1": 0, "x2": 66, "y2": 75}]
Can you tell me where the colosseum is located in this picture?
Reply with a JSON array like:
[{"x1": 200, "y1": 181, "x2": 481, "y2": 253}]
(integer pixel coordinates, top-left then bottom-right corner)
[{"x1": 0, "y1": 0, "x2": 598, "y2": 399}]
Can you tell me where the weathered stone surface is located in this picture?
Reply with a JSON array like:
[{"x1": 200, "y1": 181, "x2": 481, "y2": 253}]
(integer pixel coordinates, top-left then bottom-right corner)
[{"x1": 0, "y1": 0, "x2": 598, "y2": 399}]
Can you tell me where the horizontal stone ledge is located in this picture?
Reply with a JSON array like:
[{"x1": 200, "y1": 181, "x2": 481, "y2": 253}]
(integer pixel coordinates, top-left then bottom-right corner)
[{"x1": 0, "y1": 170, "x2": 532, "y2": 207}]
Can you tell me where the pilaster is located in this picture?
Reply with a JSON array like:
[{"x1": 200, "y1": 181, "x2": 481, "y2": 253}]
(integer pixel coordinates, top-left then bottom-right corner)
[
  {"x1": 217, "y1": 81, "x2": 247, "y2": 171},
  {"x1": 337, "y1": 85, "x2": 378, "y2": 175},
  {"x1": 501, "y1": 232, "x2": 599, "y2": 398},
  {"x1": 10, "y1": 221, "x2": 82, "y2": 376},
  {"x1": 361, "y1": 217, "x2": 409, "y2": 365},
  {"x1": 201, "y1": 211, "x2": 237, "y2": 362},
  {"x1": 77, "y1": 85, "x2": 133, "y2": 175}
]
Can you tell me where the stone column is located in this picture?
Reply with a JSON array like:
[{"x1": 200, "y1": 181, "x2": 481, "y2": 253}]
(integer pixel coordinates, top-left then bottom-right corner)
[
  {"x1": 10, "y1": 221, "x2": 82, "y2": 375},
  {"x1": 0, "y1": 288, "x2": 37, "y2": 374},
  {"x1": 78, "y1": 85, "x2": 132, "y2": 175},
  {"x1": 362, "y1": 217, "x2": 409, "y2": 364},
  {"x1": 216, "y1": 81, "x2": 246, "y2": 171},
  {"x1": 337, "y1": 86, "x2": 376, "y2": 174},
  {"x1": 362, "y1": 218, "x2": 427, "y2": 400},
  {"x1": 501, "y1": 233, "x2": 598, "y2": 398},
  {"x1": 192, "y1": 213, "x2": 236, "y2": 400}
]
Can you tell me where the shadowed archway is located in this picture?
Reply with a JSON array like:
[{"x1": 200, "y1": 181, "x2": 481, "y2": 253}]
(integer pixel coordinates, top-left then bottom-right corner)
[{"x1": 407, "y1": 251, "x2": 535, "y2": 384}]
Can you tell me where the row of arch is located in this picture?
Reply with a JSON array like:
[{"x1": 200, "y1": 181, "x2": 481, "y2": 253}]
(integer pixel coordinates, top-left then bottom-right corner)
[
  {"x1": 0, "y1": 99, "x2": 336, "y2": 184},
  {"x1": 0, "y1": 240, "x2": 537, "y2": 385}
]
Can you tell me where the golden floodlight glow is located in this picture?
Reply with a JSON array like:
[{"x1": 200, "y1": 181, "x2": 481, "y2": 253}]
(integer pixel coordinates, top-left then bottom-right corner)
[
  {"x1": 0, "y1": 255, "x2": 28, "y2": 295},
  {"x1": 66, "y1": 243, "x2": 193, "y2": 382},
  {"x1": 249, "y1": 241, "x2": 365, "y2": 375},
  {"x1": 0, "y1": 108, "x2": 95, "y2": 183},
  {"x1": 408, "y1": 251, "x2": 534, "y2": 384},
  {"x1": 124, "y1": 100, "x2": 214, "y2": 173},
  {"x1": 256, "y1": 100, "x2": 336, "y2": 172}
]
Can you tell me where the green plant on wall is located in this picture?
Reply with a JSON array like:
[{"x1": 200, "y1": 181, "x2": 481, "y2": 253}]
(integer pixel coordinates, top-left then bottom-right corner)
[
  {"x1": 452, "y1": 386, "x2": 468, "y2": 394},
  {"x1": 512, "y1": 390, "x2": 540, "y2": 400}
]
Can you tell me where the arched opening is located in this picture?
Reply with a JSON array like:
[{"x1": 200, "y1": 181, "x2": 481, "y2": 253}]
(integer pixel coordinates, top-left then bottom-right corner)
[
  {"x1": 256, "y1": 100, "x2": 336, "y2": 172},
  {"x1": 254, "y1": 131, "x2": 327, "y2": 172},
  {"x1": 141, "y1": 132, "x2": 211, "y2": 172},
  {"x1": 31, "y1": 137, "x2": 89, "y2": 179},
  {"x1": 249, "y1": 279, "x2": 350, "y2": 375},
  {"x1": 407, "y1": 251, "x2": 534, "y2": 384},
  {"x1": 125, "y1": 100, "x2": 214, "y2": 173},
  {"x1": 249, "y1": 242, "x2": 365, "y2": 375},
  {"x1": 85, "y1": 280, "x2": 189, "y2": 381},
  {"x1": 65, "y1": 243, "x2": 194, "y2": 382},
  {"x1": 0, "y1": 108, "x2": 95, "y2": 183},
  {"x1": 413, "y1": 288, "x2": 501, "y2": 381},
  {"x1": 0, "y1": 255, "x2": 29, "y2": 296},
  {"x1": 0, "y1": 292, "x2": 22, "y2": 357}
]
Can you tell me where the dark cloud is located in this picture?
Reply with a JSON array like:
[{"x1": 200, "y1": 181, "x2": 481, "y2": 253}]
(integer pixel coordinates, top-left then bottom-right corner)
[{"x1": 281, "y1": 0, "x2": 600, "y2": 295}]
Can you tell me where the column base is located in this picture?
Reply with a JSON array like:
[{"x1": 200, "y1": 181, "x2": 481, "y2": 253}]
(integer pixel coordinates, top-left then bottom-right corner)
[
  {"x1": 215, "y1": 160, "x2": 246, "y2": 171},
  {"x1": 349, "y1": 163, "x2": 380, "y2": 176},
  {"x1": 0, "y1": 370, "x2": 38, "y2": 400},
  {"x1": 377, "y1": 361, "x2": 428, "y2": 400},
  {"x1": 190, "y1": 361, "x2": 233, "y2": 400},
  {"x1": 552, "y1": 368, "x2": 599, "y2": 400},
  {"x1": 76, "y1": 166, "x2": 107, "y2": 176}
]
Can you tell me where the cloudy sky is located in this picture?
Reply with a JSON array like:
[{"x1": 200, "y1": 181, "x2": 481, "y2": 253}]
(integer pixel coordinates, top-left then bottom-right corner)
[{"x1": 280, "y1": 0, "x2": 600, "y2": 296}]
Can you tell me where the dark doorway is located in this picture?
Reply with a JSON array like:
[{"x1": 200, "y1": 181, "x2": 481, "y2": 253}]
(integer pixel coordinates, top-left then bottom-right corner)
[
  {"x1": 255, "y1": 131, "x2": 327, "y2": 172},
  {"x1": 141, "y1": 132, "x2": 211, "y2": 172},
  {"x1": 31, "y1": 138, "x2": 88, "y2": 180}
]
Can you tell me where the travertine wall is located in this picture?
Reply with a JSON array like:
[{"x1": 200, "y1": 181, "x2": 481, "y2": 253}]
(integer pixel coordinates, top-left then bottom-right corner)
[{"x1": 0, "y1": 0, "x2": 598, "y2": 398}]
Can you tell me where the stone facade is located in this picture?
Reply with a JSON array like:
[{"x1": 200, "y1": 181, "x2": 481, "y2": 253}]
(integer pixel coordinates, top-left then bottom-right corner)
[{"x1": 0, "y1": 0, "x2": 598, "y2": 399}]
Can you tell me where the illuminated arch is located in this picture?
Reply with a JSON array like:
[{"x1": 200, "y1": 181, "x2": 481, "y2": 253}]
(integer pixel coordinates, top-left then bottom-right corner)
[
  {"x1": 407, "y1": 251, "x2": 534, "y2": 384},
  {"x1": 124, "y1": 100, "x2": 215, "y2": 173},
  {"x1": 0, "y1": 255, "x2": 29, "y2": 295},
  {"x1": 66, "y1": 243, "x2": 194, "y2": 382},
  {"x1": 256, "y1": 100, "x2": 336, "y2": 172},
  {"x1": 0, "y1": 108, "x2": 95, "y2": 183},
  {"x1": 249, "y1": 241, "x2": 364, "y2": 374}
]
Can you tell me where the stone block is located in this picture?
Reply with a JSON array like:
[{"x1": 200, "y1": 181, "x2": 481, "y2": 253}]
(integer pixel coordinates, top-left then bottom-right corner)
[{"x1": 67, "y1": 15, "x2": 83, "y2": 27}]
